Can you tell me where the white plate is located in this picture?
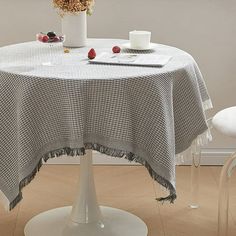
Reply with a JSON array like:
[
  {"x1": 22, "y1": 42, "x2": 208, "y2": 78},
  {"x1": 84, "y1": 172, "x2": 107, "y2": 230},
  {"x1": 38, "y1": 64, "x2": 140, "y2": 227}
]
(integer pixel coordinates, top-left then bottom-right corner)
[{"x1": 122, "y1": 42, "x2": 156, "y2": 51}]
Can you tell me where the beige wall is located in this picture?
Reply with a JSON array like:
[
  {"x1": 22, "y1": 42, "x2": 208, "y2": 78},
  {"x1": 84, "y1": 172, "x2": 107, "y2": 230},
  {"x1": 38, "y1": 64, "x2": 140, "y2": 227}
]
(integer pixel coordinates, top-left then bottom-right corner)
[{"x1": 0, "y1": 0, "x2": 236, "y2": 151}]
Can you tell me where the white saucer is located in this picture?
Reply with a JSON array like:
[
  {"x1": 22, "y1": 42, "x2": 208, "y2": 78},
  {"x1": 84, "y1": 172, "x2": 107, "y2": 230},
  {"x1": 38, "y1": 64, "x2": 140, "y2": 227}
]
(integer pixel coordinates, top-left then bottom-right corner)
[{"x1": 122, "y1": 43, "x2": 156, "y2": 51}]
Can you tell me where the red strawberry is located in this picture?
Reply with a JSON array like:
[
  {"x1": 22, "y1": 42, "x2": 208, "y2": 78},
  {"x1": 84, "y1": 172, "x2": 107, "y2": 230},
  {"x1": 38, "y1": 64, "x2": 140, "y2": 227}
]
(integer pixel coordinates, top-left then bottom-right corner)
[
  {"x1": 88, "y1": 48, "x2": 96, "y2": 59},
  {"x1": 112, "y1": 46, "x2": 121, "y2": 53},
  {"x1": 42, "y1": 35, "x2": 49, "y2": 43}
]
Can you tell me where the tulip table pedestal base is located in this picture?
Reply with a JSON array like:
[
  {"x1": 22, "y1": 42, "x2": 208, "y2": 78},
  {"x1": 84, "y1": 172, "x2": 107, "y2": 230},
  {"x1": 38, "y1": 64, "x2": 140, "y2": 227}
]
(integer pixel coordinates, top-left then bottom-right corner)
[
  {"x1": 24, "y1": 150, "x2": 148, "y2": 236},
  {"x1": 24, "y1": 206, "x2": 148, "y2": 236}
]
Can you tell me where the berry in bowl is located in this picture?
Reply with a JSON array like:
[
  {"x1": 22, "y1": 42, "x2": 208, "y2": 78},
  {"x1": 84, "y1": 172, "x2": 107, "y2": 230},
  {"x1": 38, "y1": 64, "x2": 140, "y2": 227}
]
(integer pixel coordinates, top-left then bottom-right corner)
[
  {"x1": 36, "y1": 31, "x2": 65, "y2": 66},
  {"x1": 36, "y1": 32, "x2": 65, "y2": 44}
]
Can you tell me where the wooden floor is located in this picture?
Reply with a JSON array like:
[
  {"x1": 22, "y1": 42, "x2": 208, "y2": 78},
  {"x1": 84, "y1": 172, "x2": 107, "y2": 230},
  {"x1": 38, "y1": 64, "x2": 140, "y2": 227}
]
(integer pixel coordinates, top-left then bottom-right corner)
[{"x1": 0, "y1": 165, "x2": 236, "y2": 236}]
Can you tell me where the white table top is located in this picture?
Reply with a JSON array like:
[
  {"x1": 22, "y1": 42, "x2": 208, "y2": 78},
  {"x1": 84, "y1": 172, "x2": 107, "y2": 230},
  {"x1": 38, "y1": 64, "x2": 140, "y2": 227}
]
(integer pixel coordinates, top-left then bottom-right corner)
[{"x1": 0, "y1": 38, "x2": 194, "y2": 80}]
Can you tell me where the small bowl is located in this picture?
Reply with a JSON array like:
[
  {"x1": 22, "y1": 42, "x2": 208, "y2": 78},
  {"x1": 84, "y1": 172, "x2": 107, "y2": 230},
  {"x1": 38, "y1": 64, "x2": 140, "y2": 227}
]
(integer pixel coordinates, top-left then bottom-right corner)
[{"x1": 36, "y1": 33, "x2": 65, "y2": 44}]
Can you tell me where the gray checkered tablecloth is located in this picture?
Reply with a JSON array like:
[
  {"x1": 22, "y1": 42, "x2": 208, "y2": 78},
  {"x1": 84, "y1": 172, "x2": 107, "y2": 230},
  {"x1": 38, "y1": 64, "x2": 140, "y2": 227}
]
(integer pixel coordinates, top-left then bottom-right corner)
[{"x1": 0, "y1": 39, "x2": 212, "y2": 210}]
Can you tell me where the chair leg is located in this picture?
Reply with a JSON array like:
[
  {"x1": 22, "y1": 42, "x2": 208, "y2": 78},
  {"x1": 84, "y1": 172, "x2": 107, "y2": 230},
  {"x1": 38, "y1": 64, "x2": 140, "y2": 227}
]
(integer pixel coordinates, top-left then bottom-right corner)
[
  {"x1": 218, "y1": 152, "x2": 236, "y2": 236},
  {"x1": 189, "y1": 150, "x2": 201, "y2": 209}
]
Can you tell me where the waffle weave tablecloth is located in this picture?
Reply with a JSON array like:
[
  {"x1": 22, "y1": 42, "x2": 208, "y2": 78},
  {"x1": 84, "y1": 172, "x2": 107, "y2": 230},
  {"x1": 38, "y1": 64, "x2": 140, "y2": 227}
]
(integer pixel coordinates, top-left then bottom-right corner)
[{"x1": 0, "y1": 39, "x2": 212, "y2": 210}]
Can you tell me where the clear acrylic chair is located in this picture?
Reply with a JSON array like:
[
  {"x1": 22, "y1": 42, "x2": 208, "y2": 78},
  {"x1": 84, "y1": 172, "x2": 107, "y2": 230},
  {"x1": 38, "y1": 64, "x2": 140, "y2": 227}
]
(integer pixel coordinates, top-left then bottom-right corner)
[{"x1": 212, "y1": 106, "x2": 236, "y2": 236}]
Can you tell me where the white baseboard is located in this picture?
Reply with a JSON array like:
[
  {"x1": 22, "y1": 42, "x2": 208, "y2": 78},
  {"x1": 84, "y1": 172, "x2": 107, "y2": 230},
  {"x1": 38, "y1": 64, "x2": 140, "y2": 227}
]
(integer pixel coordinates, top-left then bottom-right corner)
[
  {"x1": 182, "y1": 148, "x2": 236, "y2": 165},
  {"x1": 45, "y1": 148, "x2": 236, "y2": 166}
]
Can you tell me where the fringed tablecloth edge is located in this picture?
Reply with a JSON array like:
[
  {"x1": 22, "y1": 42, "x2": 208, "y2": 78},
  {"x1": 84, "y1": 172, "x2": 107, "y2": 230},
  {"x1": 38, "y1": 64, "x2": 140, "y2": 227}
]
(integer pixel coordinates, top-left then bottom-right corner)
[
  {"x1": 175, "y1": 98, "x2": 213, "y2": 165},
  {"x1": 6, "y1": 143, "x2": 176, "y2": 211},
  {"x1": 202, "y1": 99, "x2": 213, "y2": 111}
]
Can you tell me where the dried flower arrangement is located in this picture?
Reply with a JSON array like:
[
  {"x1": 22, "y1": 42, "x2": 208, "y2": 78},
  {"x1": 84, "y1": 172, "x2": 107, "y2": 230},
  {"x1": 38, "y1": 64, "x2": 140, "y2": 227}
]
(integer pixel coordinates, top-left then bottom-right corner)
[{"x1": 53, "y1": 0, "x2": 95, "y2": 16}]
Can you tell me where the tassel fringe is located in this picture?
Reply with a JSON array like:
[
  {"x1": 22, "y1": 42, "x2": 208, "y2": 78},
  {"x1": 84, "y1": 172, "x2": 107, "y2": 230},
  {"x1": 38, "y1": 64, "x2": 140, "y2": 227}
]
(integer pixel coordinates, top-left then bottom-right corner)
[
  {"x1": 9, "y1": 143, "x2": 176, "y2": 211},
  {"x1": 175, "y1": 98, "x2": 213, "y2": 165},
  {"x1": 202, "y1": 99, "x2": 213, "y2": 111}
]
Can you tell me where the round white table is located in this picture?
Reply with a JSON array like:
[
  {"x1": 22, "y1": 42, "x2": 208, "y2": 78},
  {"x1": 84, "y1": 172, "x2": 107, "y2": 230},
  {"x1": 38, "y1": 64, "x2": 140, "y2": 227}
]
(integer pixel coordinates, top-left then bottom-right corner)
[{"x1": 0, "y1": 39, "x2": 212, "y2": 236}]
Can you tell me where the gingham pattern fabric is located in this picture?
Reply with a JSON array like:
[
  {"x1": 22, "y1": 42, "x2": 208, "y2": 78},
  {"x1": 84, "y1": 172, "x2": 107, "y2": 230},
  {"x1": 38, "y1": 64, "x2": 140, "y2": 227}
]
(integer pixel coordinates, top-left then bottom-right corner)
[{"x1": 0, "y1": 39, "x2": 211, "y2": 210}]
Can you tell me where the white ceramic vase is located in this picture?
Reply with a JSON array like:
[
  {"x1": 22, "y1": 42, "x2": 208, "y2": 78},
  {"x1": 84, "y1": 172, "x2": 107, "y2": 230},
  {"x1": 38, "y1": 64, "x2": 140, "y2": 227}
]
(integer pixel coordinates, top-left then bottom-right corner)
[{"x1": 62, "y1": 11, "x2": 87, "y2": 48}]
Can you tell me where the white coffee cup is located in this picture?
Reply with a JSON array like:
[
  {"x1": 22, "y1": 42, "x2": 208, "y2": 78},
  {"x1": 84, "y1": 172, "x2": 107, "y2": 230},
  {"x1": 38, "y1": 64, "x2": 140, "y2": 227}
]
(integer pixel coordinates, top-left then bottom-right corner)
[{"x1": 129, "y1": 31, "x2": 151, "y2": 49}]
